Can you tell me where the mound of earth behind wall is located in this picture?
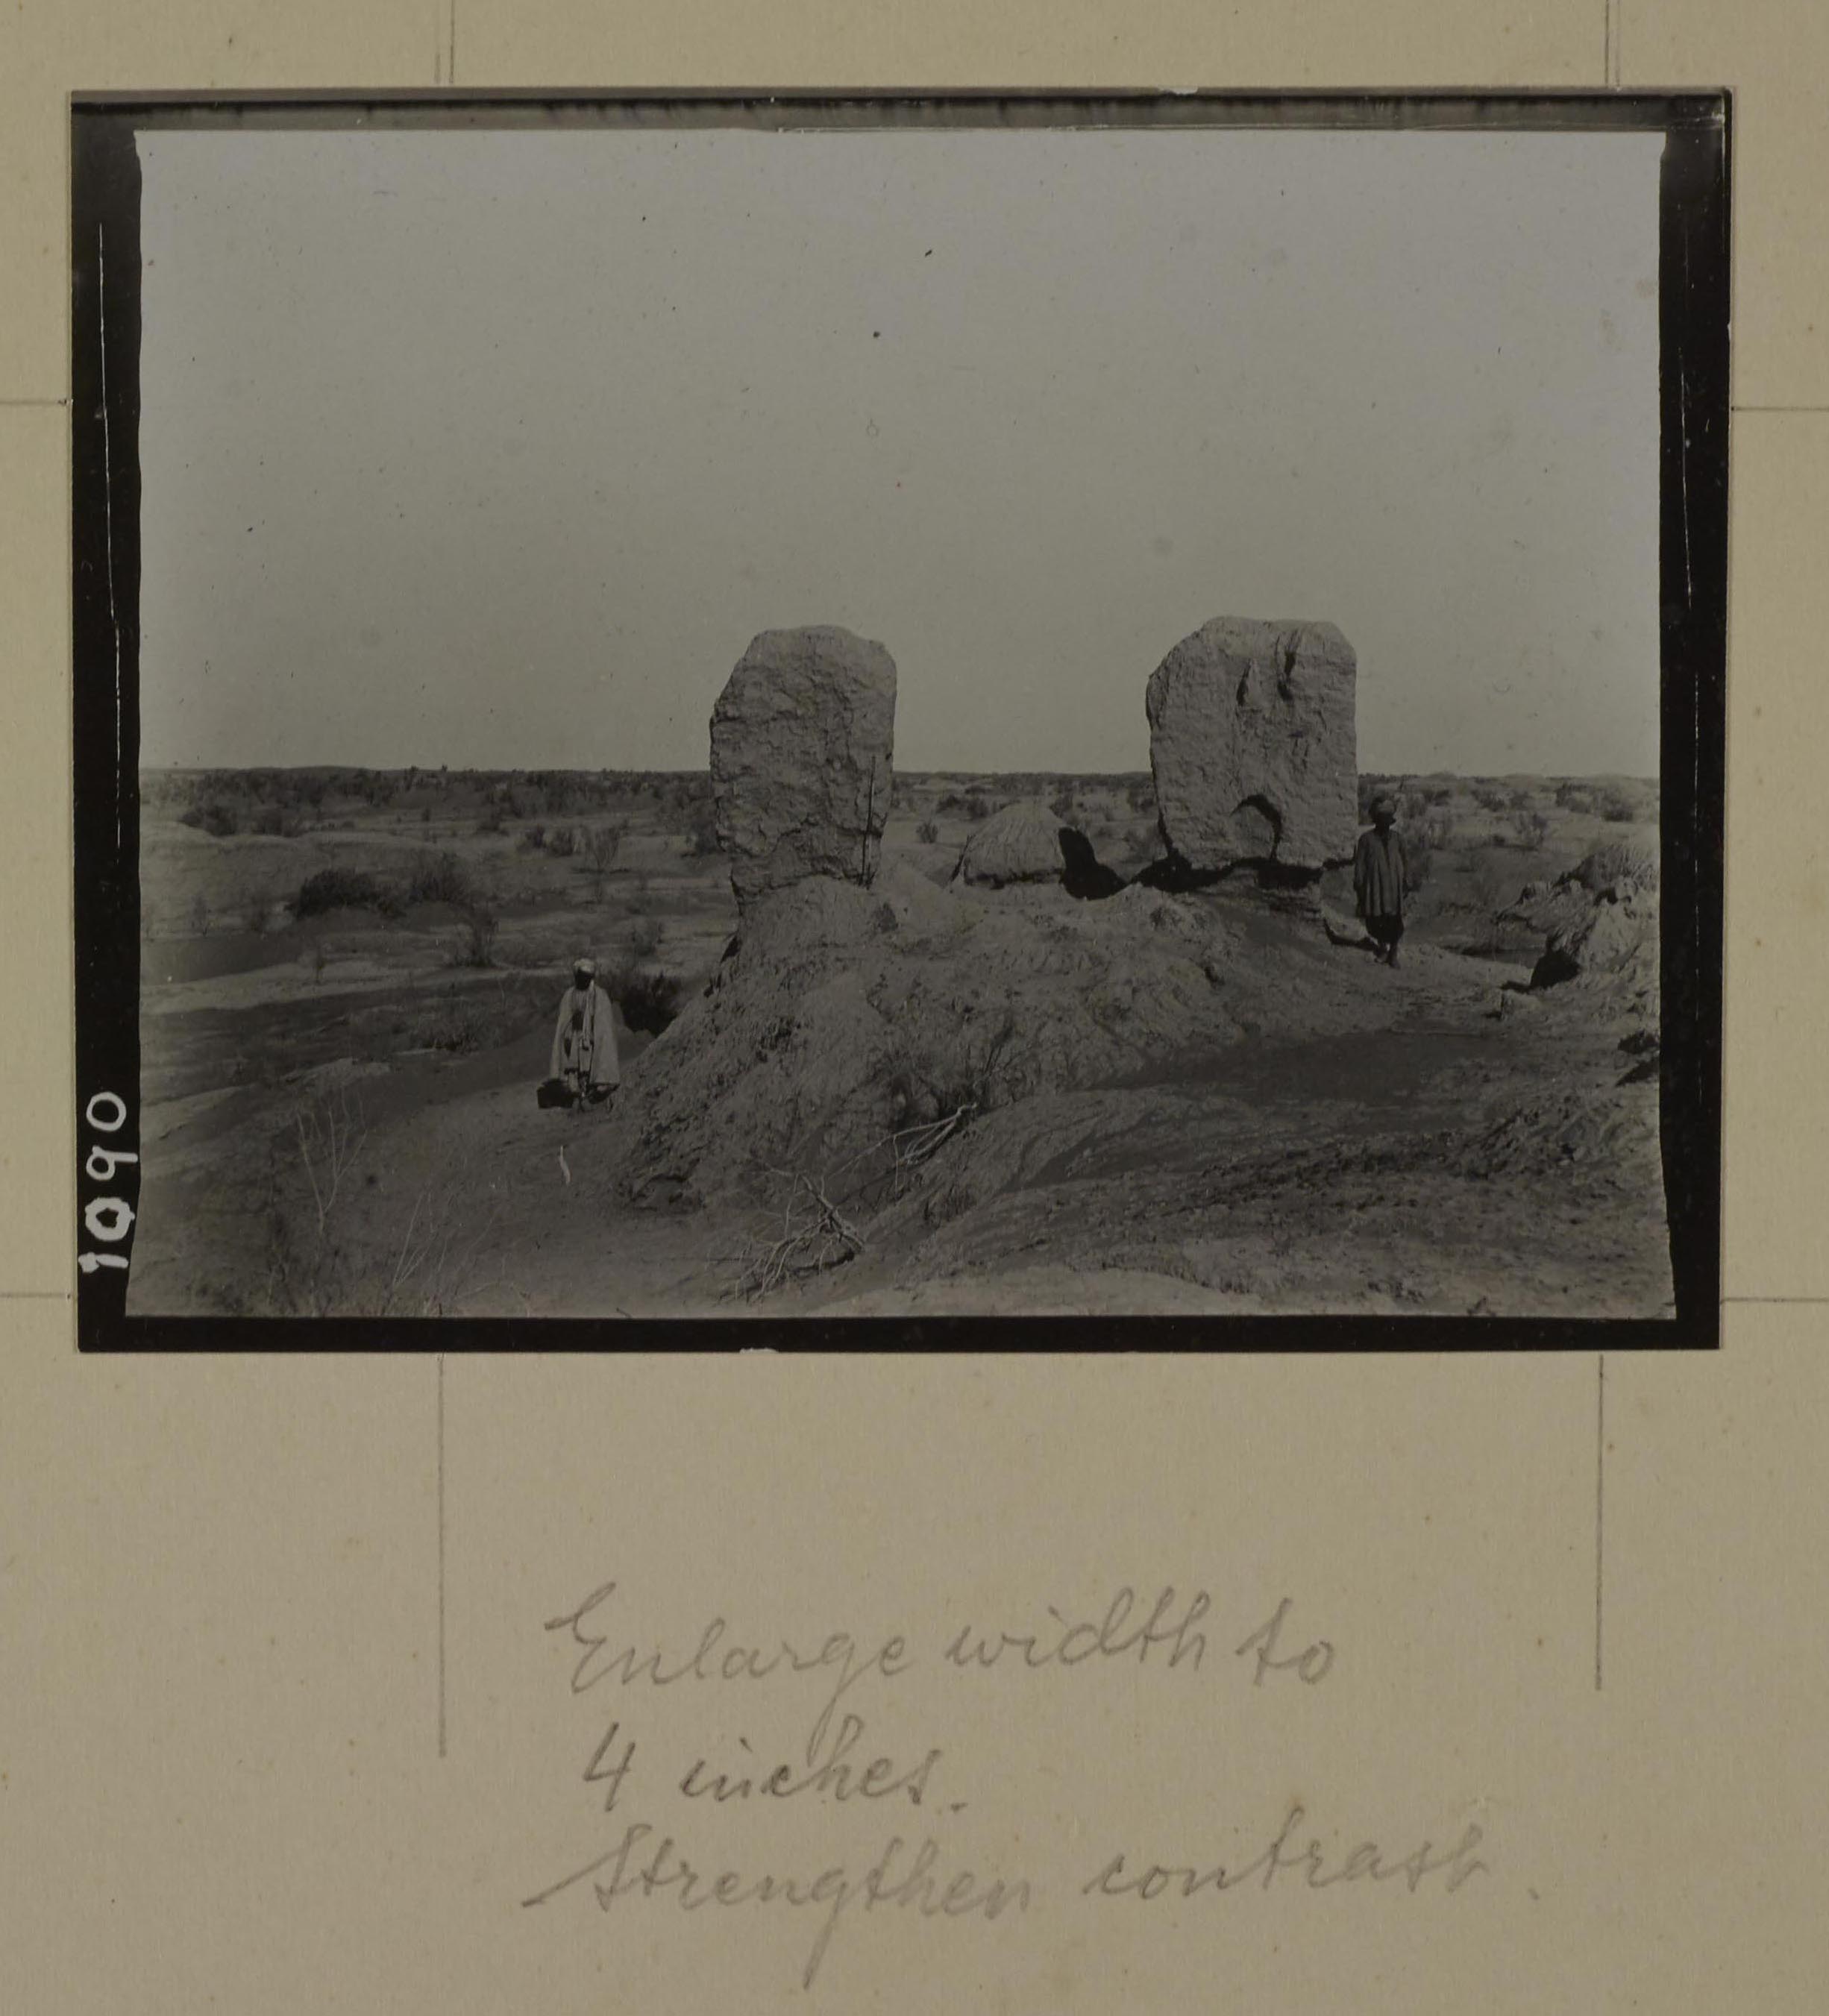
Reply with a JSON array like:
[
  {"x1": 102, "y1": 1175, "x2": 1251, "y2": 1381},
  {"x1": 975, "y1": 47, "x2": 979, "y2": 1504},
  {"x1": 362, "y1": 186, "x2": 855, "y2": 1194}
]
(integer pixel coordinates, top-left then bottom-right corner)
[{"x1": 601, "y1": 865, "x2": 1244, "y2": 1208}]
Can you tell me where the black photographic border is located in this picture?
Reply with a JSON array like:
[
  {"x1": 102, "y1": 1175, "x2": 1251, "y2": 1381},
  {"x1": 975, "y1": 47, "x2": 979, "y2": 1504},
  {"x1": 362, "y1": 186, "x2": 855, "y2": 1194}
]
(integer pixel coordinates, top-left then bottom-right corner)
[{"x1": 70, "y1": 89, "x2": 1730, "y2": 1353}]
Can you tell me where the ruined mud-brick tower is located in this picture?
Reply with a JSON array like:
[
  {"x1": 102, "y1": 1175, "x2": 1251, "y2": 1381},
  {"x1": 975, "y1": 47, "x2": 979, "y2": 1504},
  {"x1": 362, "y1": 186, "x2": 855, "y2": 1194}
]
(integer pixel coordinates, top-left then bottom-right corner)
[
  {"x1": 709, "y1": 627, "x2": 897, "y2": 909},
  {"x1": 1145, "y1": 616, "x2": 1358, "y2": 875}
]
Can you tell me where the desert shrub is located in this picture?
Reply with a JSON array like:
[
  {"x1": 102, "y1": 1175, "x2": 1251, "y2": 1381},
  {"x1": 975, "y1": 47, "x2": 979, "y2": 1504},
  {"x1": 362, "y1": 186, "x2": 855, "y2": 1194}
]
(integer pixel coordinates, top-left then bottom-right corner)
[
  {"x1": 295, "y1": 867, "x2": 383, "y2": 918},
  {"x1": 407, "y1": 850, "x2": 472, "y2": 906},
  {"x1": 417, "y1": 999, "x2": 489, "y2": 1053},
  {"x1": 1554, "y1": 782, "x2": 1593, "y2": 814},
  {"x1": 474, "y1": 809, "x2": 504, "y2": 835},
  {"x1": 584, "y1": 823, "x2": 624, "y2": 874},
  {"x1": 1596, "y1": 789, "x2": 1638, "y2": 823},
  {"x1": 915, "y1": 818, "x2": 941, "y2": 845},
  {"x1": 415, "y1": 988, "x2": 522, "y2": 1054},
  {"x1": 683, "y1": 811, "x2": 720, "y2": 858},
  {"x1": 420, "y1": 806, "x2": 432, "y2": 824},
  {"x1": 520, "y1": 823, "x2": 548, "y2": 852},
  {"x1": 1399, "y1": 791, "x2": 1429, "y2": 826},
  {"x1": 627, "y1": 917, "x2": 664, "y2": 960},
  {"x1": 1424, "y1": 782, "x2": 1454, "y2": 806},
  {"x1": 1575, "y1": 838, "x2": 1659, "y2": 894},
  {"x1": 1472, "y1": 784, "x2": 1510, "y2": 814},
  {"x1": 1126, "y1": 777, "x2": 1155, "y2": 814},
  {"x1": 1419, "y1": 811, "x2": 1456, "y2": 852},
  {"x1": 450, "y1": 899, "x2": 498, "y2": 968},
  {"x1": 548, "y1": 824, "x2": 577, "y2": 858},
  {"x1": 249, "y1": 805, "x2": 287, "y2": 836},
  {"x1": 612, "y1": 966, "x2": 686, "y2": 1036},
  {"x1": 1510, "y1": 809, "x2": 1552, "y2": 852},
  {"x1": 188, "y1": 891, "x2": 210, "y2": 935},
  {"x1": 1472, "y1": 854, "x2": 1514, "y2": 902},
  {"x1": 936, "y1": 791, "x2": 964, "y2": 813},
  {"x1": 626, "y1": 873, "x2": 653, "y2": 917},
  {"x1": 877, "y1": 1008, "x2": 1017, "y2": 1128},
  {"x1": 1050, "y1": 788, "x2": 1077, "y2": 820},
  {"x1": 180, "y1": 800, "x2": 239, "y2": 838},
  {"x1": 963, "y1": 792, "x2": 990, "y2": 822}
]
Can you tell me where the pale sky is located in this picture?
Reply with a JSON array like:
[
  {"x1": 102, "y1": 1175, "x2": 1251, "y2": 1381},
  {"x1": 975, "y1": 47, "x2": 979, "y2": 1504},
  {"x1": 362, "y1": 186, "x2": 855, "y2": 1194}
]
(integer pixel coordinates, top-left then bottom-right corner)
[{"x1": 137, "y1": 123, "x2": 1663, "y2": 777}]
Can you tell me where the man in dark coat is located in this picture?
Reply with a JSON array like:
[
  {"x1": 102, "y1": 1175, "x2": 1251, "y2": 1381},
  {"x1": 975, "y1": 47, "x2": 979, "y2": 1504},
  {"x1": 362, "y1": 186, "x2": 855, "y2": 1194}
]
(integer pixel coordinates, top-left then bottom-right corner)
[{"x1": 1353, "y1": 794, "x2": 1410, "y2": 967}]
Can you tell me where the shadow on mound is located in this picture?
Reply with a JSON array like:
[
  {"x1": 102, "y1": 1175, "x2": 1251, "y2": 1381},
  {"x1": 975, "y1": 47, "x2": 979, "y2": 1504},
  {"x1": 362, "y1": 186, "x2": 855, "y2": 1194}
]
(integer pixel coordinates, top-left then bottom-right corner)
[
  {"x1": 1058, "y1": 827, "x2": 1126, "y2": 901},
  {"x1": 1133, "y1": 853, "x2": 1324, "y2": 896}
]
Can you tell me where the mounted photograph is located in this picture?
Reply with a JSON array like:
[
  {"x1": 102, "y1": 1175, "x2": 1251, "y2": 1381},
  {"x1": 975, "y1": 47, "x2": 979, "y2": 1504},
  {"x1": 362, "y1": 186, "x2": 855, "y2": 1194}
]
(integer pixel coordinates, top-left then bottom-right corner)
[{"x1": 70, "y1": 93, "x2": 1728, "y2": 1345}]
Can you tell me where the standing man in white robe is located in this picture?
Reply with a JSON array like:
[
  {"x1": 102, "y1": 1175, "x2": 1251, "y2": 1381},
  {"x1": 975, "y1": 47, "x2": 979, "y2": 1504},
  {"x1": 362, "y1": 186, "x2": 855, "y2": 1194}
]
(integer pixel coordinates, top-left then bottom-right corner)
[{"x1": 550, "y1": 957, "x2": 621, "y2": 1105}]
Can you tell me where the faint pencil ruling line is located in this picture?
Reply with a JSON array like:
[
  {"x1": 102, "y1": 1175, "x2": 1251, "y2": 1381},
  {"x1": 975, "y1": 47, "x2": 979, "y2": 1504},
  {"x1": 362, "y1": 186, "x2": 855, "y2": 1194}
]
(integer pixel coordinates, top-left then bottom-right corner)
[
  {"x1": 1595, "y1": 1354, "x2": 1605, "y2": 1692},
  {"x1": 98, "y1": 224, "x2": 122, "y2": 854},
  {"x1": 1605, "y1": 0, "x2": 1622, "y2": 87},
  {"x1": 1733, "y1": 406, "x2": 1829, "y2": 415},
  {"x1": 438, "y1": 1353, "x2": 448, "y2": 1759},
  {"x1": 449, "y1": 0, "x2": 458, "y2": 87},
  {"x1": 0, "y1": 396, "x2": 70, "y2": 407}
]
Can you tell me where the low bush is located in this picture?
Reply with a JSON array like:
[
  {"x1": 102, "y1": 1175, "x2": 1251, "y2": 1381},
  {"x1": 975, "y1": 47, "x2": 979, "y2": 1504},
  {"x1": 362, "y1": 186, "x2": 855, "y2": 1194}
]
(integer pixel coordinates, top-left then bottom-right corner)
[
  {"x1": 1510, "y1": 809, "x2": 1552, "y2": 852},
  {"x1": 1596, "y1": 789, "x2": 1638, "y2": 823},
  {"x1": 407, "y1": 851, "x2": 472, "y2": 905},
  {"x1": 414, "y1": 985, "x2": 533, "y2": 1055},
  {"x1": 295, "y1": 867, "x2": 384, "y2": 918},
  {"x1": 915, "y1": 818, "x2": 940, "y2": 845},
  {"x1": 683, "y1": 812, "x2": 720, "y2": 858},
  {"x1": 877, "y1": 1008, "x2": 1016, "y2": 1128},
  {"x1": 450, "y1": 900, "x2": 498, "y2": 969},
  {"x1": 180, "y1": 801, "x2": 239, "y2": 838},
  {"x1": 612, "y1": 967, "x2": 686, "y2": 1036},
  {"x1": 627, "y1": 917, "x2": 665, "y2": 960},
  {"x1": 417, "y1": 999, "x2": 489, "y2": 1053},
  {"x1": 548, "y1": 824, "x2": 577, "y2": 858},
  {"x1": 583, "y1": 823, "x2": 624, "y2": 875}
]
